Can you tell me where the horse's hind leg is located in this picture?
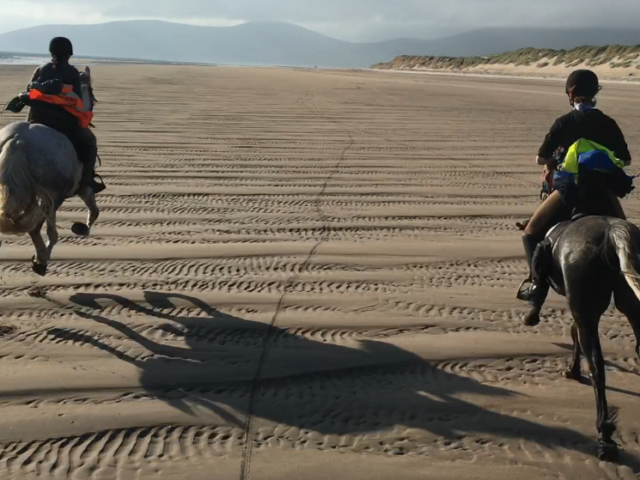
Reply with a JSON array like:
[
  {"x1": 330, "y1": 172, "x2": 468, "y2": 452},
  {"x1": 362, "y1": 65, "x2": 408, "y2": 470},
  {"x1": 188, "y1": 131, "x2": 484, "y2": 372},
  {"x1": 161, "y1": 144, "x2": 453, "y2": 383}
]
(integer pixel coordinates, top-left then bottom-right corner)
[
  {"x1": 566, "y1": 269, "x2": 617, "y2": 461},
  {"x1": 29, "y1": 219, "x2": 47, "y2": 276},
  {"x1": 72, "y1": 187, "x2": 99, "y2": 237},
  {"x1": 614, "y1": 278, "x2": 640, "y2": 361},
  {"x1": 575, "y1": 317, "x2": 618, "y2": 461},
  {"x1": 563, "y1": 322, "x2": 583, "y2": 381}
]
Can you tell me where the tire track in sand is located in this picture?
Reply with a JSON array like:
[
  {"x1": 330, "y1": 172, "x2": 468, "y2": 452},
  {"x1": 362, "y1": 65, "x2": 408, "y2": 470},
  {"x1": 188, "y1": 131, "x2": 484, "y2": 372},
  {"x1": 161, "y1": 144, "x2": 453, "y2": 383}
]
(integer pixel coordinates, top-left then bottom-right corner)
[{"x1": 239, "y1": 90, "x2": 355, "y2": 480}]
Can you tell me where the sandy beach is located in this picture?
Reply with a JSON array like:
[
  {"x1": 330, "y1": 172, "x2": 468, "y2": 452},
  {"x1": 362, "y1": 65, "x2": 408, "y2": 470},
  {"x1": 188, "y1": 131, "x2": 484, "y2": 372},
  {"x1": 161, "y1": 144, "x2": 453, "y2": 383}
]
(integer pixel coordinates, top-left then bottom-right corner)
[{"x1": 0, "y1": 65, "x2": 639, "y2": 479}]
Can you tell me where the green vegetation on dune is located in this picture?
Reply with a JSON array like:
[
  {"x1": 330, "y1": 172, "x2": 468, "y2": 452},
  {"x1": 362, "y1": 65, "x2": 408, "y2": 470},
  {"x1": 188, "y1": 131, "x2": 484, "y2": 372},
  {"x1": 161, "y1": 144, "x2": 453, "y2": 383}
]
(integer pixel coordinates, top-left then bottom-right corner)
[{"x1": 372, "y1": 44, "x2": 640, "y2": 70}]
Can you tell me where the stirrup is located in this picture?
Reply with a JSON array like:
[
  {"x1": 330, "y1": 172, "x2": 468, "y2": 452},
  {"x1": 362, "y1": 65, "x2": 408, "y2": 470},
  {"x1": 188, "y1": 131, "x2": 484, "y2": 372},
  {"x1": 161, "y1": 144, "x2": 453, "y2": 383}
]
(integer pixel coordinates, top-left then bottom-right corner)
[
  {"x1": 94, "y1": 172, "x2": 105, "y2": 185},
  {"x1": 92, "y1": 173, "x2": 106, "y2": 193},
  {"x1": 516, "y1": 278, "x2": 533, "y2": 301}
]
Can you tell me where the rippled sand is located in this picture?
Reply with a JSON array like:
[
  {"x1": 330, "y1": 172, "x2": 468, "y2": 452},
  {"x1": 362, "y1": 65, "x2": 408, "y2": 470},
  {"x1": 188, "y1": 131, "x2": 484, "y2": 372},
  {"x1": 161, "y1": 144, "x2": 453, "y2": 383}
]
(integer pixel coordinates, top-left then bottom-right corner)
[{"x1": 0, "y1": 65, "x2": 639, "y2": 480}]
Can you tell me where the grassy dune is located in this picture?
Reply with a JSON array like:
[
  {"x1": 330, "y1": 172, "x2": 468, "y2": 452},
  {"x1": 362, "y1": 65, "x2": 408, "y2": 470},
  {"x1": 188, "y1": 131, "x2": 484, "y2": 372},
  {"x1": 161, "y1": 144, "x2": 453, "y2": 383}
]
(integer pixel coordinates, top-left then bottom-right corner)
[{"x1": 372, "y1": 45, "x2": 640, "y2": 78}]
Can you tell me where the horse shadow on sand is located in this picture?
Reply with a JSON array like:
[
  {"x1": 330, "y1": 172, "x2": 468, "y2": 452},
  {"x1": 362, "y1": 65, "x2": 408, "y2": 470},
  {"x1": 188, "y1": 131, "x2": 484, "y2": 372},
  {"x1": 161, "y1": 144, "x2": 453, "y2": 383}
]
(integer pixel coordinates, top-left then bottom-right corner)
[{"x1": 40, "y1": 290, "x2": 640, "y2": 470}]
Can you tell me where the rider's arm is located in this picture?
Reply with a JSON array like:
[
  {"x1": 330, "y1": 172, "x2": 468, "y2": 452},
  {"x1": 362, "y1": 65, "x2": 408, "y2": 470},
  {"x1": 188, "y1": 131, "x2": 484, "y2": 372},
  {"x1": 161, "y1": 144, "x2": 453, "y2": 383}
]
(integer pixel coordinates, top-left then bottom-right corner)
[
  {"x1": 27, "y1": 66, "x2": 40, "y2": 90},
  {"x1": 65, "y1": 64, "x2": 83, "y2": 98},
  {"x1": 537, "y1": 117, "x2": 564, "y2": 166},
  {"x1": 608, "y1": 119, "x2": 631, "y2": 166}
]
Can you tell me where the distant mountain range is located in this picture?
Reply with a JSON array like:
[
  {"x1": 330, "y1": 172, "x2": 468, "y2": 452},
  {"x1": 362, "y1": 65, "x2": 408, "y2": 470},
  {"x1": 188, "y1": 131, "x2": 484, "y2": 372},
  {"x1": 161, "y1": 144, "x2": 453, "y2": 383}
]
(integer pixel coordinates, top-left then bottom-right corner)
[{"x1": 1, "y1": 21, "x2": 640, "y2": 68}]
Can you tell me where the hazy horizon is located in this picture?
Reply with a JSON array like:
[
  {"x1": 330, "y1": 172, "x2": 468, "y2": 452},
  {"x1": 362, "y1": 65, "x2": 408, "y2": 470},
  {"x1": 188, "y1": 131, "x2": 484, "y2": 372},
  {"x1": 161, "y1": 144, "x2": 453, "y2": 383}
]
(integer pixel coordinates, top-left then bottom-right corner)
[
  {"x1": 2, "y1": 0, "x2": 640, "y2": 42},
  {"x1": 0, "y1": 19, "x2": 472, "y2": 44}
]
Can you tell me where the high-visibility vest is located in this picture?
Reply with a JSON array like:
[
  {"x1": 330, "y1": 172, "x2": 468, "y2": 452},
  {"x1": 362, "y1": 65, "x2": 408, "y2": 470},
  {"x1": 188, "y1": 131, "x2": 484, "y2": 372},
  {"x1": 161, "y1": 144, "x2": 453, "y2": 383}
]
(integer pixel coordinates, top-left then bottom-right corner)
[
  {"x1": 554, "y1": 138, "x2": 625, "y2": 184},
  {"x1": 29, "y1": 83, "x2": 93, "y2": 128}
]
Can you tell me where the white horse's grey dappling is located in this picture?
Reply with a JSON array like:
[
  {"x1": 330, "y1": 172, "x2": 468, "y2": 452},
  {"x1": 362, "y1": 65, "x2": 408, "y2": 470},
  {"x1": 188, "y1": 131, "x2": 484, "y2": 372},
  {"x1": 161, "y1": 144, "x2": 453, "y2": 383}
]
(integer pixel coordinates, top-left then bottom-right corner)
[{"x1": 0, "y1": 67, "x2": 99, "y2": 276}]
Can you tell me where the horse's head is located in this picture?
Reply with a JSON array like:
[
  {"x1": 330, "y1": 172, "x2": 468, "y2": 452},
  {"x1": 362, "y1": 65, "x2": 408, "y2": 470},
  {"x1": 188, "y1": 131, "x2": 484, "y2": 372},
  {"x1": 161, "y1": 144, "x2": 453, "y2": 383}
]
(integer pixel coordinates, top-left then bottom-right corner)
[{"x1": 78, "y1": 66, "x2": 96, "y2": 112}]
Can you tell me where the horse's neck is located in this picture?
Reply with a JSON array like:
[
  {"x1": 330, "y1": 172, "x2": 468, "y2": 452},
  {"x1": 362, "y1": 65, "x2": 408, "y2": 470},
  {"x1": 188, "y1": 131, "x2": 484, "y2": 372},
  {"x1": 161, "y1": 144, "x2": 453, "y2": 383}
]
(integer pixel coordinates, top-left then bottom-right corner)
[
  {"x1": 78, "y1": 70, "x2": 94, "y2": 112},
  {"x1": 80, "y1": 84, "x2": 92, "y2": 112}
]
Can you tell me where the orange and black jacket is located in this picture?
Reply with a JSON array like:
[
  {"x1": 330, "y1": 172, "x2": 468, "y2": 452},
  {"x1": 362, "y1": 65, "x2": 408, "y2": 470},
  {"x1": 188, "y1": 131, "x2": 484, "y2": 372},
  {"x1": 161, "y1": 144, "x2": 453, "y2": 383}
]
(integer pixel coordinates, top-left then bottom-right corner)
[{"x1": 22, "y1": 62, "x2": 93, "y2": 129}]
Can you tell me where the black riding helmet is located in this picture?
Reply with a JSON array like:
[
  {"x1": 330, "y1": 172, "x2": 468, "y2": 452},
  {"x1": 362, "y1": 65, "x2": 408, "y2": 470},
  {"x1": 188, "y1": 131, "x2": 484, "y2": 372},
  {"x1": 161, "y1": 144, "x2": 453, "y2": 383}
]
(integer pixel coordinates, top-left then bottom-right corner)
[
  {"x1": 565, "y1": 69, "x2": 601, "y2": 99},
  {"x1": 49, "y1": 37, "x2": 73, "y2": 57}
]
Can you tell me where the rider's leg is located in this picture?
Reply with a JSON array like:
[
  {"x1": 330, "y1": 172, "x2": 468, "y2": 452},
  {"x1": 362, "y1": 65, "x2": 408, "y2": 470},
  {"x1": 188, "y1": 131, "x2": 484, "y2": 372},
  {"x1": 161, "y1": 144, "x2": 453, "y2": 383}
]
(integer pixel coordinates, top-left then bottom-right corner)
[
  {"x1": 27, "y1": 106, "x2": 104, "y2": 193},
  {"x1": 27, "y1": 106, "x2": 59, "y2": 128},
  {"x1": 74, "y1": 127, "x2": 105, "y2": 194},
  {"x1": 523, "y1": 190, "x2": 564, "y2": 271},
  {"x1": 519, "y1": 191, "x2": 564, "y2": 304},
  {"x1": 608, "y1": 192, "x2": 626, "y2": 220},
  {"x1": 525, "y1": 190, "x2": 564, "y2": 237}
]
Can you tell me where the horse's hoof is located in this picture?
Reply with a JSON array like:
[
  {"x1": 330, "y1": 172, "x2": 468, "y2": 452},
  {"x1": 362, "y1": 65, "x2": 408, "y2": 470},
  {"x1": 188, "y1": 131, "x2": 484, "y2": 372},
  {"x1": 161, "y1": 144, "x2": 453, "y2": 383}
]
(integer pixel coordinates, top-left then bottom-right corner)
[
  {"x1": 597, "y1": 440, "x2": 619, "y2": 462},
  {"x1": 563, "y1": 369, "x2": 590, "y2": 384},
  {"x1": 523, "y1": 309, "x2": 541, "y2": 327},
  {"x1": 563, "y1": 369, "x2": 581, "y2": 381},
  {"x1": 31, "y1": 257, "x2": 47, "y2": 277},
  {"x1": 71, "y1": 223, "x2": 90, "y2": 237},
  {"x1": 27, "y1": 286, "x2": 46, "y2": 298}
]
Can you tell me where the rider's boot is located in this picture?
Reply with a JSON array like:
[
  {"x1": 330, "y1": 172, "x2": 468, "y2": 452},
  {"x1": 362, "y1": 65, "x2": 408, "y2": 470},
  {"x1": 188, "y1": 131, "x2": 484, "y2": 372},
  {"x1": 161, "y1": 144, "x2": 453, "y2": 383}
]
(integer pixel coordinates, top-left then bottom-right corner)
[
  {"x1": 517, "y1": 233, "x2": 550, "y2": 326},
  {"x1": 79, "y1": 147, "x2": 106, "y2": 194}
]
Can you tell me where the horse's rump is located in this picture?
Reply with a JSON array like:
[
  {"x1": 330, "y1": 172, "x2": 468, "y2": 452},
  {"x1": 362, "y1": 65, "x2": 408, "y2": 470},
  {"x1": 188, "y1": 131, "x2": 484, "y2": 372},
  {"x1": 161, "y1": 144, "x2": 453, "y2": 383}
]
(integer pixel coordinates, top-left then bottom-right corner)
[
  {"x1": 0, "y1": 122, "x2": 79, "y2": 234},
  {"x1": 542, "y1": 216, "x2": 640, "y2": 299},
  {"x1": 0, "y1": 134, "x2": 50, "y2": 233},
  {"x1": 604, "y1": 220, "x2": 640, "y2": 299},
  {"x1": 553, "y1": 216, "x2": 613, "y2": 260}
]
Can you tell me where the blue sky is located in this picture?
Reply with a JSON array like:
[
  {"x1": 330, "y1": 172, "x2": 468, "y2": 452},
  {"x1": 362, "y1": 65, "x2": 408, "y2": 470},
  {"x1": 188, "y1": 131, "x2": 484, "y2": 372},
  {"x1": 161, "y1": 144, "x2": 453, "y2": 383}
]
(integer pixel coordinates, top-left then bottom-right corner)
[{"x1": 1, "y1": 0, "x2": 638, "y2": 41}]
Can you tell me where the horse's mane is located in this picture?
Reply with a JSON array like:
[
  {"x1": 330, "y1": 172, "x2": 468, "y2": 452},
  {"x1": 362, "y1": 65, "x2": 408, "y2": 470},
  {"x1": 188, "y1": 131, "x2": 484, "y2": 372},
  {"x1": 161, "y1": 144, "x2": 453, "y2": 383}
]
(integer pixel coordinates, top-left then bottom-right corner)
[
  {"x1": 78, "y1": 66, "x2": 92, "y2": 87},
  {"x1": 78, "y1": 66, "x2": 96, "y2": 112}
]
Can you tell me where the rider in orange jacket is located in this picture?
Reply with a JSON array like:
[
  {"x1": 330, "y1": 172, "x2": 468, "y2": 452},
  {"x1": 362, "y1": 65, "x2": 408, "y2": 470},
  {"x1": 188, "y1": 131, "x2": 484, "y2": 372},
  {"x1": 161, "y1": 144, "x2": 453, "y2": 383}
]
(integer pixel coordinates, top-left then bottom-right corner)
[{"x1": 24, "y1": 37, "x2": 105, "y2": 194}]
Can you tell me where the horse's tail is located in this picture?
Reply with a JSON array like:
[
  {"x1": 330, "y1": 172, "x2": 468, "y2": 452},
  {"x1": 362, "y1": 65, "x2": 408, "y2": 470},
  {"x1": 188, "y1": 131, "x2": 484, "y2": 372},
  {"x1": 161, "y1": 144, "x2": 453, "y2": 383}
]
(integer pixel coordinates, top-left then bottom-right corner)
[
  {"x1": 608, "y1": 221, "x2": 640, "y2": 300},
  {"x1": 0, "y1": 135, "x2": 52, "y2": 234}
]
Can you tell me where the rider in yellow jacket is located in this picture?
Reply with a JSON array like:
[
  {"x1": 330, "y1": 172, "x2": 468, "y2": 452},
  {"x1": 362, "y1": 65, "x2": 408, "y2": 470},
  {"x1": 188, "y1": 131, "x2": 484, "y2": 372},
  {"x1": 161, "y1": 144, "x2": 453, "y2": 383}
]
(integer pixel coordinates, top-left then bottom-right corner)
[{"x1": 518, "y1": 69, "x2": 633, "y2": 307}]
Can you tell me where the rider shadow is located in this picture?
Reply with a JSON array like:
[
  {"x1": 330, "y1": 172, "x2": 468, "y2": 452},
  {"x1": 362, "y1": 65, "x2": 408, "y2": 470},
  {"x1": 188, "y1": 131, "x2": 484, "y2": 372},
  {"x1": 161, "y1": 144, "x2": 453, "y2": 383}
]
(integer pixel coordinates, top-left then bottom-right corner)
[{"x1": 56, "y1": 291, "x2": 640, "y2": 469}]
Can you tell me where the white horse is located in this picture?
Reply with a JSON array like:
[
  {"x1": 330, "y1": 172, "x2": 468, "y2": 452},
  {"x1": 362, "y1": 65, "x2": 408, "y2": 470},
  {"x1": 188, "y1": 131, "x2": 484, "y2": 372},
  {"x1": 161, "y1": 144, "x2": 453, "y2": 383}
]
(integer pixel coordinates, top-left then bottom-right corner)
[{"x1": 0, "y1": 67, "x2": 100, "y2": 275}]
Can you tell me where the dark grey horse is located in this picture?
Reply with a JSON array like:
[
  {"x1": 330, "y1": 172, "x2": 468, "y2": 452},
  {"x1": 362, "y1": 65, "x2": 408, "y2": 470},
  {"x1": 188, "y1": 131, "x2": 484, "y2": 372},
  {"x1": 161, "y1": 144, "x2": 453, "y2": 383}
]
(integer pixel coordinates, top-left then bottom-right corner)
[
  {"x1": 0, "y1": 68, "x2": 99, "y2": 275},
  {"x1": 524, "y1": 214, "x2": 640, "y2": 462}
]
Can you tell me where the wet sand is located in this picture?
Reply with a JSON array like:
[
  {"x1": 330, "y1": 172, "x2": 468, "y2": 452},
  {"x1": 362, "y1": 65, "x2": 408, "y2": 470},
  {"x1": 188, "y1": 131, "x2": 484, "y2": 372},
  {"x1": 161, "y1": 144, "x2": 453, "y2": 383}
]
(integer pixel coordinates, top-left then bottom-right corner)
[{"x1": 0, "y1": 65, "x2": 639, "y2": 479}]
